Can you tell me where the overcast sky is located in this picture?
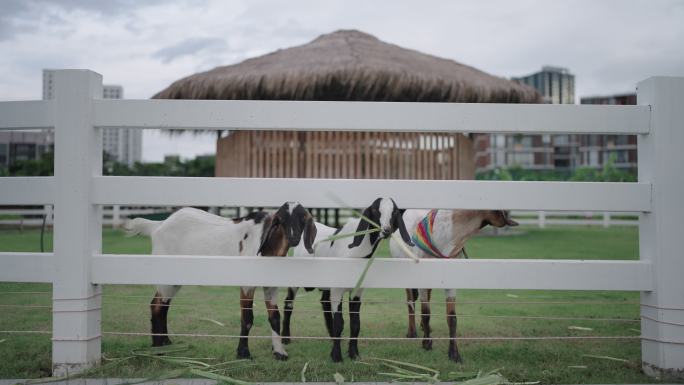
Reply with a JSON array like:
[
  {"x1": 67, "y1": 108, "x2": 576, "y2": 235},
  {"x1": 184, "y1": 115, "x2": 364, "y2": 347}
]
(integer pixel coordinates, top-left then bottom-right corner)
[{"x1": 1, "y1": 0, "x2": 682, "y2": 162}]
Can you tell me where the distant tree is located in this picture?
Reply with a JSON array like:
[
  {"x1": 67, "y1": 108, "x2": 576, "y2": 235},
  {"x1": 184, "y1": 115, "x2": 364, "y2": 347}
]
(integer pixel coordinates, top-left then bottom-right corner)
[
  {"x1": 569, "y1": 167, "x2": 601, "y2": 182},
  {"x1": 476, "y1": 156, "x2": 636, "y2": 182},
  {"x1": 5, "y1": 149, "x2": 215, "y2": 177},
  {"x1": 103, "y1": 155, "x2": 215, "y2": 177},
  {"x1": 9, "y1": 151, "x2": 54, "y2": 176},
  {"x1": 600, "y1": 153, "x2": 636, "y2": 182}
]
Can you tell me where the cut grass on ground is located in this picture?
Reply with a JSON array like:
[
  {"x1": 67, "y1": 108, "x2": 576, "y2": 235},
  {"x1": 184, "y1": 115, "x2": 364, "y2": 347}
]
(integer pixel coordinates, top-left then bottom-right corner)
[{"x1": 0, "y1": 226, "x2": 653, "y2": 383}]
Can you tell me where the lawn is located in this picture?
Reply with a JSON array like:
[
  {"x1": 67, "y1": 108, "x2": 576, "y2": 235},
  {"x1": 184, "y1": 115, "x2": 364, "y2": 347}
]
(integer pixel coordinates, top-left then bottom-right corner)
[{"x1": 0, "y1": 226, "x2": 654, "y2": 383}]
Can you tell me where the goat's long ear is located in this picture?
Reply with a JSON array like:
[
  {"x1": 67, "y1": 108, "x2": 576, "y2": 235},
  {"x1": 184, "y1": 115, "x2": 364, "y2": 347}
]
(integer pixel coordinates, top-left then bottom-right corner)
[
  {"x1": 503, "y1": 210, "x2": 519, "y2": 227},
  {"x1": 395, "y1": 211, "x2": 414, "y2": 246},
  {"x1": 348, "y1": 209, "x2": 371, "y2": 249},
  {"x1": 303, "y1": 214, "x2": 317, "y2": 254},
  {"x1": 257, "y1": 216, "x2": 279, "y2": 256}
]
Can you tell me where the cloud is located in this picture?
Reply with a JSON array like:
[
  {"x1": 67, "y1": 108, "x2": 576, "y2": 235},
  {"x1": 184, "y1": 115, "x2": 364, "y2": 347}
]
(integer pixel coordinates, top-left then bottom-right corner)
[
  {"x1": 153, "y1": 37, "x2": 228, "y2": 64},
  {"x1": 1, "y1": 0, "x2": 683, "y2": 160},
  {"x1": 0, "y1": 0, "x2": 34, "y2": 40}
]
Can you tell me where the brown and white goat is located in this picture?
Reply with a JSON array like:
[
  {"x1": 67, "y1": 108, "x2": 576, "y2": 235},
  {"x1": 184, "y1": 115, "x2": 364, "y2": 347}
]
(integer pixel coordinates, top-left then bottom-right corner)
[
  {"x1": 388, "y1": 209, "x2": 518, "y2": 362},
  {"x1": 124, "y1": 202, "x2": 316, "y2": 360}
]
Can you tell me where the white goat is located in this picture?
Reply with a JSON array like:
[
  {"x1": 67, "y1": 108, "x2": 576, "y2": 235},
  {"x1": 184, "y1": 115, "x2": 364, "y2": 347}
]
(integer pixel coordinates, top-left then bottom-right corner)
[
  {"x1": 124, "y1": 202, "x2": 316, "y2": 361},
  {"x1": 288, "y1": 197, "x2": 414, "y2": 362},
  {"x1": 389, "y1": 209, "x2": 518, "y2": 362}
]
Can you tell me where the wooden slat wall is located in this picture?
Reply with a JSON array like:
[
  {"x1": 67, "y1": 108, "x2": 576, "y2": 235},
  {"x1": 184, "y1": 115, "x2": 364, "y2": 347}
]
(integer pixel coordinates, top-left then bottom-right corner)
[{"x1": 216, "y1": 131, "x2": 474, "y2": 180}]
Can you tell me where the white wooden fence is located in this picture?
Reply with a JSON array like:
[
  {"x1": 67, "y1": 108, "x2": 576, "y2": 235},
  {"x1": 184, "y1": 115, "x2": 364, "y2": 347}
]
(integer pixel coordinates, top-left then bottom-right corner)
[
  {"x1": 0, "y1": 206, "x2": 170, "y2": 227},
  {"x1": 511, "y1": 211, "x2": 638, "y2": 228},
  {"x1": 0, "y1": 70, "x2": 682, "y2": 379}
]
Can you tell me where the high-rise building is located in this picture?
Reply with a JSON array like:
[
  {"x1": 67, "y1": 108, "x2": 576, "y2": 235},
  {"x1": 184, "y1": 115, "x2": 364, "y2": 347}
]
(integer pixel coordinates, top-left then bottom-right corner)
[
  {"x1": 475, "y1": 66, "x2": 577, "y2": 173},
  {"x1": 578, "y1": 93, "x2": 637, "y2": 170},
  {"x1": 513, "y1": 65, "x2": 575, "y2": 104},
  {"x1": 43, "y1": 70, "x2": 142, "y2": 166}
]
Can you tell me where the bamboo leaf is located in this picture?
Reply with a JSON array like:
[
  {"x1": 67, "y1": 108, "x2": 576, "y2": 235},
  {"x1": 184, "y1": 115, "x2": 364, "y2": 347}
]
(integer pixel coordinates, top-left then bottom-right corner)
[
  {"x1": 581, "y1": 354, "x2": 629, "y2": 363},
  {"x1": 457, "y1": 373, "x2": 507, "y2": 385},
  {"x1": 391, "y1": 231, "x2": 420, "y2": 262},
  {"x1": 316, "y1": 228, "x2": 380, "y2": 246},
  {"x1": 352, "y1": 249, "x2": 379, "y2": 298},
  {"x1": 369, "y1": 357, "x2": 440, "y2": 375},
  {"x1": 333, "y1": 372, "x2": 345, "y2": 385},
  {"x1": 199, "y1": 317, "x2": 225, "y2": 327},
  {"x1": 301, "y1": 362, "x2": 309, "y2": 382},
  {"x1": 568, "y1": 326, "x2": 593, "y2": 331},
  {"x1": 190, "y1": 368, "x2": 253, "y2": 385}
]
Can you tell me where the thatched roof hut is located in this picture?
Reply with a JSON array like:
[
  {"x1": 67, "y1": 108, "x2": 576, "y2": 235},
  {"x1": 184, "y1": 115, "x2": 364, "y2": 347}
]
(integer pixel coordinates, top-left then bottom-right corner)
[
  {"x1": 154, "y1": 29, "x2": 539, "y2": 103},
  {"x1": 154, "y1": 30, "x2": 541, "y2": 180}
]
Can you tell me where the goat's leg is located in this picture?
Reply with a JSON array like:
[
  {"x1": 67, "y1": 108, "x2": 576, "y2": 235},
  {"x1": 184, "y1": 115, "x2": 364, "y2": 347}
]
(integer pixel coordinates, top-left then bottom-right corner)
[
  {"x1": 406, "y1": 288, "x2": 418, "y2": 338},
  {"x1": 237, "y1": 286, "x2": 256, "y2": 359},
  {"x1": 446, "y1": 289, "x2": 462, "y2": 362},
  {"x1": 264, "y1": 287, "x2": 288, "y2": 360},
  {"x1": 150, "y1": 285, "x2": 180, "y2": 347},
  {"x1": 419, "y1": 288, "x2": 433, "y2": 351},
  {"x1": 321, "y1": 289, "x2": 334, "y2": 337},
  {"x1": 348, "y1": 290, "x2": 363, "y2": 360},
  {"x1": 281, "y1": 287, "x2": 298, "y2": 344},
  {"x1": 329, "y1": 288, "x2": 345, "y2": 363}
]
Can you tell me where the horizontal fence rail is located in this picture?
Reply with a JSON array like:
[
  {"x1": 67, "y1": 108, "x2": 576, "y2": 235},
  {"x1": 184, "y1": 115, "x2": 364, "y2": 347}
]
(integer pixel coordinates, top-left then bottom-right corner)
[
  {"x1": 0, "y1": 100, "x2": 54, "y2": 130},
  {"x1": 0, "y1": 177, "x2": 55, "y2": 205},
  {"x1": 0, "y1": 252, "x2": 54, "y2": 283},
  {"x1": 93, "y1": 99, "x2": 651, "y2": 134},
  {"x1": 93, "y1": 176, "x2": 652, "y2": 211},
  {"x1": 92, "y1": 255, "x2": 653, "y2": 291}
]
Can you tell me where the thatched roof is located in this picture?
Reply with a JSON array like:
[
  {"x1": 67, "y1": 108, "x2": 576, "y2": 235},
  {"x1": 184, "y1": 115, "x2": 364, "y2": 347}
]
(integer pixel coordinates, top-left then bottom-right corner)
[{"x1": 153, "y1": 30, "x2": 540, "y2": 103}]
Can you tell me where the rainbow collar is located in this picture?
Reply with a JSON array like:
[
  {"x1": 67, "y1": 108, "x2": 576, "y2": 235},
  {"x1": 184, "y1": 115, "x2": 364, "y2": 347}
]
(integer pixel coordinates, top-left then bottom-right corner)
[{"x1": 412, "y1": 209, "x2": 449, "y2": 258}]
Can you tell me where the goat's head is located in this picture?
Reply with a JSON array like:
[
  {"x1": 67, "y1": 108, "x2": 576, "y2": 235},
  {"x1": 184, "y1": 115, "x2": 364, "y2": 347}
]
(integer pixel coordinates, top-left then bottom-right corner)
[
  {"x1": 348, "y1": 197, "x2": 414, "y2": 248},
  {"x1": 258, "y1": 202, "x2": 317, "y2": 256},
  {"x1": 480, "y1": 210, "x2": 519, "y2": 229}
]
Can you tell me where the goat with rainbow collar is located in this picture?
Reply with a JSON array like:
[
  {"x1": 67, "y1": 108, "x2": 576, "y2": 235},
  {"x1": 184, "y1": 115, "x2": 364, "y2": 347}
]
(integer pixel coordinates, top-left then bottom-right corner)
[{"x1": 389, "y1": 209, "x2": 518, "y2": 362}]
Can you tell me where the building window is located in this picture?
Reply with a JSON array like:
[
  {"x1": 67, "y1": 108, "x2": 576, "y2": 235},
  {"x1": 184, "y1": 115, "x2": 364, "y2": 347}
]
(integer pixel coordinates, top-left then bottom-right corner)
[
  {"x1": 589, "y1": 150, "x2": 599, "y2": 166},
  {"x1": 10, "y1": 143, "x2": 37, "y2": 162},
  {"x1": 554, "y1": 135, "x2": 569, "y2": 146},
  {"x1": 0, "y1": 143, "x2": 7, "y2": 165}
]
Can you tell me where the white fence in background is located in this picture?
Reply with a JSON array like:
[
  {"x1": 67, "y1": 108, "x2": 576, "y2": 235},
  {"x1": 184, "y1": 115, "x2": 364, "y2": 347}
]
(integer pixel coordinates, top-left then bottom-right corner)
[
  {"x1": 0, "y1": 70, "x2": 682, "y2": 378},
  {"x1": 511, "y1": 211, "x2": 638, "y2": 228},
  {"x1": 0, "y1": 206, "x2": 170, "y2": 227},
  {"x1": 0, "y1": 207, "x2": 639, "y2": 229}
]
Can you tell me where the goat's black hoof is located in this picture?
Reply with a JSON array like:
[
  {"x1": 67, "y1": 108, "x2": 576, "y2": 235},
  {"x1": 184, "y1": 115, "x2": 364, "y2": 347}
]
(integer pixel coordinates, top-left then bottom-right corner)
[
  {"x1": 448, "y1": 350, "x2": 463, "y2": 363},
  {"x1": 282, "y1": 336, "x2": 291, "y2": 345},
  {"x1": 422, "y1": 339, "x2": 433, "y2": 351},
  {"x1": 152, "y1": 336, "x2": 172, "y2": 347},
  {"x1": 330, "y1": 350, "x2": 343, "y2": 363},
  {"x1": 273, "y1": 352, "x2": 288, "y2": 361},
  {"x1": 236, "y1": 348, "x2": 252, "y2": 360},
  {"x1": 407, "y1": 330, "x2": 417, "y2": 338},
  {"x1": 348, "y1": 348, "x2": 360, "y2": 360}
]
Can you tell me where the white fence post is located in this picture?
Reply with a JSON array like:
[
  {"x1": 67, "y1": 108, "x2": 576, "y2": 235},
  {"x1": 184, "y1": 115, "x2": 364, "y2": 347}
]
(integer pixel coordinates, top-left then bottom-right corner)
[
  {"x1": 52, "y1": 70, "x2": 103, "y2": 376},
  {"x1": 112, "y1": 205, "x2": 121, "y2": 228},
  {"x1": 602, "y1": 212, "x2": 610, "y2": 228},
  {"x1": 638, "y1": 77, "x2": 684, "y2": 379},
  {"x1": 538, "y1": 210, "x2": 545, "y2": 228}
]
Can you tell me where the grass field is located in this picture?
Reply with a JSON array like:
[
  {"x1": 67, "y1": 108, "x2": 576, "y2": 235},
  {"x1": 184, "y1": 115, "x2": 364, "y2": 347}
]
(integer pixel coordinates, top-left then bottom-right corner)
[{"x1": 0, "y1": 226, "x2": 656, "y2": 383}]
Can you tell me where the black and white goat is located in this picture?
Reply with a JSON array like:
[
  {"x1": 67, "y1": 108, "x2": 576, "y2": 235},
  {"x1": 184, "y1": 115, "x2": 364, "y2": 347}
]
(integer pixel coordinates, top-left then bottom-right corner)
[
  {"x1": 389, "y1": 209, "x2": 518, "y2": 362},
  {"x1": 124, "y1": 202, "x2": 317, "y2": 360},
  {"x1": 288, "y1": 197, "x2": 414, "y2": 362}
]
